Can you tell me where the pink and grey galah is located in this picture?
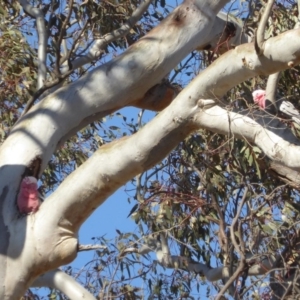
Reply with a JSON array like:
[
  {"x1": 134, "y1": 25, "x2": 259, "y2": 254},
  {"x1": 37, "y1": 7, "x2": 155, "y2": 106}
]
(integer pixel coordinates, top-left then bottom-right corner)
[
  {"x1": 252, "y1": 89, "x2": 266, "y2": 109},
  {"x1": 252, "y1": 89, "x2": 300, "y2": 124},
  {"x1": 17, "y1": 176, "x2": 40, "y2": 214}
]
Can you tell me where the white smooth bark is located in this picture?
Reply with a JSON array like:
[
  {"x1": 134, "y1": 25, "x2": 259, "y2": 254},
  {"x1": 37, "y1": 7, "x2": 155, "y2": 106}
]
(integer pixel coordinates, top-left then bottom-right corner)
[
  {"x1": 3, "y1": 0, "x2": 300, "y2": 298},
  {"x1": 32, "y1": 270, "x2": 97, "y2": 300},
  {"x1": 18, "y1": 0, "x2": 47, "y2": 89},
  {"x1": 1, "y1": 0, "x2": 227, "y2": 173},
  {"x1": 194, "y1": 105, "x2": 300, "y2": 170},
  {"x1": 3, "y1": 25, "x2": 300, "y2": 300}
]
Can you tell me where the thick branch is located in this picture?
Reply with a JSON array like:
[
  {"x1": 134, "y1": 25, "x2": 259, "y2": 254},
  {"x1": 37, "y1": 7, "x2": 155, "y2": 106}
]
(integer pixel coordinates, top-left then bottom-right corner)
[
  {"x1": 6, "y1": 27, "x2": 300, "y2": 284},
  {"x1": 187, "y1": 28, "x2": 300, "y2": 101},
  {"x1": 269, "y1": 162, "x2": 300, "y2": 188},
  {"x1": 194, "y1": 105, "x2": 300, "y2": 170},
  {"x1": 49, "y1": 5, "x2": 242, "y2": 102},
  {"x1": 44, "y1": 27, "x2": 300, "y2": 151},
  {"x1": 3, "y1": 0, "x2": 228, "y2": 174},
  {"x1": 35, "y1": 28, "x2": 300, "y2": 266},
  {"x1": 32, "y1": 269, "x2": 97, "y2": 300},
  {"x1": 39, "y1": 98, "x2": 196, "y2": 232},
  {"x1": 4, "y1": 5, "x2": 300, "y2": 297},
  {"x1": 279, "y1": 101, "x2": 300, "y2": 124}
]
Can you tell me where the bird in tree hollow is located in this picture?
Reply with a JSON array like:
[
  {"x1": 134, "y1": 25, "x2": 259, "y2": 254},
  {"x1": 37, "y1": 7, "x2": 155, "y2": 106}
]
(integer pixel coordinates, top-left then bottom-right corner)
[{"x1": 17, "y1": 176, "x2": 40, "y2": 214}]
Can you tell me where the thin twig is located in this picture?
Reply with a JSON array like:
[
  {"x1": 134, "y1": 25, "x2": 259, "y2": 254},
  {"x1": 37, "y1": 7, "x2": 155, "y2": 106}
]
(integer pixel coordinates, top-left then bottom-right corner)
[
  {"x1": 106, "y1": 258, "x2": 121, "y2": 299},
  {"x1": 78, "y1": 244, "x2": 107, "y2": 252},
  {"x1": 211, "y1": 194, "x2": 228, "y2": 255},
  {"x1": 19, "y1": 68, "x2": 73, "y2": 118},
  {"x1": 59, "y1": 10, "x2": 90, "y2": 68},
  {"x1": 55, "y1": 0, "x2": 74, "y2": 75},
  {"x1": 215, "y1": 187, "x2": 248, "y2": 300},
  {"x1": 71, "y1": 0, "x2": 153, "y2": 71}
]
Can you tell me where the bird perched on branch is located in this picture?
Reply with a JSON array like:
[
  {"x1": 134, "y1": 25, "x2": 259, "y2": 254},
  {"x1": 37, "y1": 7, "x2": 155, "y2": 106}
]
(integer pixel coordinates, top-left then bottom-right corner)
[
  {"x1": 252, "y1": 89, "x2": 267, "y2": 109},
  {"x1": 252, "y1": 89, "x2": 300, "y2": 125}
]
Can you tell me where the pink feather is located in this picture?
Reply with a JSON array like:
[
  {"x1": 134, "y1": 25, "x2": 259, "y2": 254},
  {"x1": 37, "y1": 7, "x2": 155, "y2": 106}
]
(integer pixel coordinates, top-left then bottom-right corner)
[
  {"x1": 17, "y1": 176, "x2": 40, "y2": 214},
  {"x1": 252, "y1": 89, "x2": 266, "y2": 109}
]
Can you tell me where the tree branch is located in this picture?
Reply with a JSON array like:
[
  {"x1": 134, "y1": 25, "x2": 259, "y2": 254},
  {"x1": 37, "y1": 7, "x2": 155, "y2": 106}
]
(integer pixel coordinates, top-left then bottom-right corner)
[
  {"x1": 55, "y1": 0, "x2": 74, "y2": 75},
  {"x1": 194, "y1": 104, "x2": 300, "y2": 170},
  {"x1": 123, "y1": 241, "x2": 278, "y2": 282},
  {"x1": 215, "y1": 187, "x2": 248, "y2": 299},
  {"x1": 32, "y1": 269, "x2": 97, "y2": 300},
  {"x1": 78, "y1": 244, "x2": 107, "y2": 252},
  {"x1": 6, "y1": 0, "x2": 225, "y2": 174},
  {"x1": 70, "y1": 0, "x2": 154, "y2": 70},
  {"x1": 15, "y1": 27, "x2": 300, "y2": 263},
  {"x1": 6, "y1": 27, "x2": 300, "y2": 241},
  {"x1": 269, "y1": 162, "x2": 300, "y2": 188},
  {"x1": 265, "y1": 72, "x2": 280, "y2": 111},
  {"x1": 18, "y1": 0, "x2": 47, "y2": 89},
  {"x1": 255, "y1": 0, "x2": 275, "y2": 55}
]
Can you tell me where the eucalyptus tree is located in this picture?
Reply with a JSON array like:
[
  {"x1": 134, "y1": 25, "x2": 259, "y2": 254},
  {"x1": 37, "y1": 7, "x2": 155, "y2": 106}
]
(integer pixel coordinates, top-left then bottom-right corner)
[{"x1": 1, "y1": 0, "x2": 300, "y2": 299}]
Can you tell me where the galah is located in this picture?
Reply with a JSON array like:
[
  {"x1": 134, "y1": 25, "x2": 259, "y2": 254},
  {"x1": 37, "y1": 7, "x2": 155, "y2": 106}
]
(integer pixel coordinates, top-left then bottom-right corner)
[
  {"x1": 252, "y1": 89, "x2": 300, "y2": 124},
  {"x1": 252, "y1": 89, "x2": 266, "y2": 109},
  {"x1": 17, "y1": 176, "x2": 40, "y2": 214}
]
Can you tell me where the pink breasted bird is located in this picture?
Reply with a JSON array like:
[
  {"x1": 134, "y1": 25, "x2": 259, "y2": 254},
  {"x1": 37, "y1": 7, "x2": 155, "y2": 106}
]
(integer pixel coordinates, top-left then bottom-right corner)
[
  {"x1": 17, "y1": 176, "x2": 40, "y2": 214},
  {"x1": 252, "y1": 89, "x2": 300, "y2": 125},
  {"x1": 252, "y1": 89, "x2": 266, "y2": 109}
]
